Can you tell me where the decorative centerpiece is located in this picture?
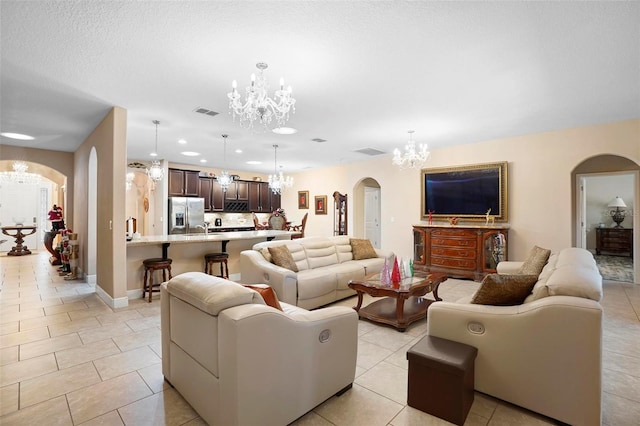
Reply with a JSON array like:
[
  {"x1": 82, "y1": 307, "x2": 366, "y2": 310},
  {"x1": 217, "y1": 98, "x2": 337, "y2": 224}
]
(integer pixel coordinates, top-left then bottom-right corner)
[{"x1": 447, "y1": 216, "x2": 459, "y2": 226}]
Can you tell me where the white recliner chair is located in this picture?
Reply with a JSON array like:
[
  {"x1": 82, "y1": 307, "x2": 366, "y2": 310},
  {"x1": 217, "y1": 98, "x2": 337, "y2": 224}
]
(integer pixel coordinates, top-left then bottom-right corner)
[{"x1": 161, "y1": 272, "x2": 358, "y2": 426}]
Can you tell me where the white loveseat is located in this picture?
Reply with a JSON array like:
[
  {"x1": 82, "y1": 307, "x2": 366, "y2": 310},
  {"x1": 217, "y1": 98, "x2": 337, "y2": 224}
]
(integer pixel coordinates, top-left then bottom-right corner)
[
  {"x1": 426, "y1": 248, "x2": 603, "y2": 426},
  {"x1": 161, "y1": 272, "x2": 358, "y2": 426},
  {"x1": 240, "y1": 236, "x2": 393, "y2": 309}
]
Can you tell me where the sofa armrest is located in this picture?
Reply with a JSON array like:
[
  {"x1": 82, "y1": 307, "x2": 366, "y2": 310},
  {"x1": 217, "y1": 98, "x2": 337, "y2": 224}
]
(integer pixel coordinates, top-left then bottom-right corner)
[
  {"x1": 496, "y1": 261, "x2": 523, "y2": 275},
  {"x1": 426, "y1": 296, "x2": 602, "y2": 426},
  {"x1": 374, "y1": 248, "x2": 393, "y2": 260},
  {"x1": 218, "y1": 304, "x2": 358, "y2": 425},
  {"x1": 240, "y1": 250, "x2": 298, "y2": 305}
]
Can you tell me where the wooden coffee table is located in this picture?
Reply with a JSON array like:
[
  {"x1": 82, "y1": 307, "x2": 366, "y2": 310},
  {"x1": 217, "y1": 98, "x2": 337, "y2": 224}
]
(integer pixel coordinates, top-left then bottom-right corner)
[{"x1": 348, "y1": 272, "x2": 447, "y2": 331}]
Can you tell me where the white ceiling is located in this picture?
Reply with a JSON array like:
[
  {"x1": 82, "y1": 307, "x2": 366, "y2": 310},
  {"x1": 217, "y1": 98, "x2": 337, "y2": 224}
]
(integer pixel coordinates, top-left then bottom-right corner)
[{"x1": 1, "y1": 1, "x2": 639, "y2": 175}]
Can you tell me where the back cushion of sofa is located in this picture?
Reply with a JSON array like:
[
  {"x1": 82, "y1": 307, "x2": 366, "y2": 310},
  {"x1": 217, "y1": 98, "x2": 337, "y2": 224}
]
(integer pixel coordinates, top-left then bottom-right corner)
[
  {"x1": 302, "y1": 239, "x2": 339, "y2": 269},
  {"x1": 524, "y1": 253, "x2": 558, "y2": 302},
  {"x1": 288, "y1": 244, "x2": 310, "y2": 271},
  {"x1": 332, "y1": 236, "x2": 354, "y2": 263}
]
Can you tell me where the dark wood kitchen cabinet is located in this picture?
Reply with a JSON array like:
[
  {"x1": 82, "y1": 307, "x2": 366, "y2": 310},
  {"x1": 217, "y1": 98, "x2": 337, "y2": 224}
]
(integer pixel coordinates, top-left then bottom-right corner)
[
  {"x1": 249, "y1": 181, "x2": 275, "y2": 212},
  {"x1": 198, "y1": 177, "x2": 224, "y2": 212},
  {"x1": 168, "y1": 169, "x2": 199, "y2": 197},
  {"x1": 224, "y1": 181, "x2": 249, "y2": 201}
]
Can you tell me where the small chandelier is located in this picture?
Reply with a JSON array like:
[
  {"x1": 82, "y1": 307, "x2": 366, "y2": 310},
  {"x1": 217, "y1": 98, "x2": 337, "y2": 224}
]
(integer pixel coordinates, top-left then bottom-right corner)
[
  {"x1": 227, "y1": 62, "x2": 296, "y2": 131},
  {"x1": 217, "y1": 134, "x2": 233, "y2": 192},
  {"x1": 268, "y1": 144, "x2": 293, "y2": 195},
  {"x1": 146, "y1": 120, "x2": 164, "y2": 182},
  {"x1": 392, "y1": 130, "x2": 430, "y2": 169},
  {"x1": 0, "y1": 161, "x2": 41, "y2": 184}
]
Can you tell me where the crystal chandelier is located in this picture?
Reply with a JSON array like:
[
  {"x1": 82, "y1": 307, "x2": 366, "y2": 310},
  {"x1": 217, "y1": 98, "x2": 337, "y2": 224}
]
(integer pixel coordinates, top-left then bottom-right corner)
[
  {"x1": 0, "y1": 161, "x2": 41, "y2": 184},
  {"x1": 146, "y1": 120, "x2": 164, "y2": 182},
  {"x1": 392, "y1": 130, "x2": 430, "y2": 169},
  {"x1": 228, "y1": 62, "x2": 296, "y2": 131},
  {"x1": 268, "y1": 144, "x2": 293, "y2": 195},
  {"x1": 217, "y1": 134, "x2": 233, "y2": 192}
]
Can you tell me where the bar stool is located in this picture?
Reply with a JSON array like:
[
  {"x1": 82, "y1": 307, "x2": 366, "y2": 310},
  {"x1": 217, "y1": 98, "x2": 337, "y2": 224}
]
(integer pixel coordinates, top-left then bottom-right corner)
[
  {"x1": 142, "y1": 258, "x2": 172, "y2": 302},
  {"x1": 204, "y1": 252, "x2": 229, "y2": 279}
]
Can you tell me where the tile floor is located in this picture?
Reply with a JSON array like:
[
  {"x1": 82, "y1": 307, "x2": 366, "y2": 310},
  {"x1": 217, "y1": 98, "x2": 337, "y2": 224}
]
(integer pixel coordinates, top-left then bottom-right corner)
[{"x1": 0, "y1": 251, "x2": 639, "y2": 425}]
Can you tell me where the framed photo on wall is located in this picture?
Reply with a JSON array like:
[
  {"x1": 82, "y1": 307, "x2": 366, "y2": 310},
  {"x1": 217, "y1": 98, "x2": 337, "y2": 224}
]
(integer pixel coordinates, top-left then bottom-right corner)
[
  {"x1": 315, "y1": 195, "x2": 327, "y2": 215},
  {"x1": 298, "y1": 190, "x2": 309, "y2": 209}
]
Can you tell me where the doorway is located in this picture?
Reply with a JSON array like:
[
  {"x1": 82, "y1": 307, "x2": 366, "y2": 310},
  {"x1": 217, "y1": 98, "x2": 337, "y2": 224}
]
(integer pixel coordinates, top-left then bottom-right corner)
[{"x1": 575, "y1": 166, "x2": 638, "y2": 283}]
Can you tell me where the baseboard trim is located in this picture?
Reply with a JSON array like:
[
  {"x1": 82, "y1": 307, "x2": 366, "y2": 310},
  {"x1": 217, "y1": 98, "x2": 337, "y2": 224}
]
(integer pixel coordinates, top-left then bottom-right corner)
[
  {"x1": 86, "y1": 273, "x2": 96, "y2": 284},
  {"x1": 96, "y1": 284, "x2": 129, "y2": 308}
]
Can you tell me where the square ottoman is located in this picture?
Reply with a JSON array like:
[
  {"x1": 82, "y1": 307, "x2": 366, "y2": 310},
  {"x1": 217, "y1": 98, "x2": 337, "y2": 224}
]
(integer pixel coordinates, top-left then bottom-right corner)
[{"x1": 407, "y1": 335, "x2": 477, "y2": 425}]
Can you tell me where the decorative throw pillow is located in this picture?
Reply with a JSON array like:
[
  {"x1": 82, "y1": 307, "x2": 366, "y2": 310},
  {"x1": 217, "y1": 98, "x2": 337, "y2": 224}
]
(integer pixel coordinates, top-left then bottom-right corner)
[
  {"x1": 518, "y1": 246, "x2": 551, "y2": 276},
  {"x1": 242, "y1": 284, "x2": 283, "y2": 311},
  {"x1": 350, "y1": 238, "x2": 377, "y2": 260},
  {"x1": 260, "y1": 247, "x2": 272, "y2": 263},
  {"x1": 471, "y1": 274, "x2": 539, "y2": 306},
  {"x1": 268, "y1": 245, "x2": 299, "y2": 272}
]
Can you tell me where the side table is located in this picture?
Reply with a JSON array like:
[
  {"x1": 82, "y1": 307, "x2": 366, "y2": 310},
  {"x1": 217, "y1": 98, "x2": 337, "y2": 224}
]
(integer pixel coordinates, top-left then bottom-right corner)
[{"x1": 1, "y1": 226, "x2": 37, "y2": 256}]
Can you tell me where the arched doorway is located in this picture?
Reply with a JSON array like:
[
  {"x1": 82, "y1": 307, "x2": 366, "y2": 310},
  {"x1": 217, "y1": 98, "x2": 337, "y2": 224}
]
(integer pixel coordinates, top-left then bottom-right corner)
[
  {"x1": 0, "y1": 160, "x2": 67, "y2": 252},
  {"x1": 573, "y1": 154, "x2": 639, "y2": 283},
  {"x1": 353, "y1": 178, "x2": 381, "y2": 248}
]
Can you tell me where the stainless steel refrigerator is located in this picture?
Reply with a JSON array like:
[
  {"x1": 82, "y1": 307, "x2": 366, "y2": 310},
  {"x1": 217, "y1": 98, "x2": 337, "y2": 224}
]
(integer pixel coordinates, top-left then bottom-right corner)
[{"x1": 168, "y1": 197, "x2": 206, "y2": 234}]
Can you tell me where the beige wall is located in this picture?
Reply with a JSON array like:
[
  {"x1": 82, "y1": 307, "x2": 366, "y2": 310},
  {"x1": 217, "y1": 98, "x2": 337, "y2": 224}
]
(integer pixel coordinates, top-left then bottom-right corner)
[
  {"x1": 74, "y1": 107, "x2": 128, "y2": 301},
  {"x1": 281, "y1": 119, "x2": 640, "y2": 263}
]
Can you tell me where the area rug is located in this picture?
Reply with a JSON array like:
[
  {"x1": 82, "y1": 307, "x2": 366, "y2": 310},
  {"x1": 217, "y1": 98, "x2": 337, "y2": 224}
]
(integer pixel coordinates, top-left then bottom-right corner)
[{"x1": 593, "y1": 254, "x2": 634, "y2": 282}]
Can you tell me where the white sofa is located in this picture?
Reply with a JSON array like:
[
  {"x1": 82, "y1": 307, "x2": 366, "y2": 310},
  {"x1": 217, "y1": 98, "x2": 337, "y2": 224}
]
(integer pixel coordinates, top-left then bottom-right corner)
[
  {"x1": 161, "y1": 272, "x2": 358, "y2": 426},
  {"x1": 426, "y1": 248, "x2": 603, "y2": 426},
  {"x1": 240, "y1": 236, "x2": 393, "y2": 309}
]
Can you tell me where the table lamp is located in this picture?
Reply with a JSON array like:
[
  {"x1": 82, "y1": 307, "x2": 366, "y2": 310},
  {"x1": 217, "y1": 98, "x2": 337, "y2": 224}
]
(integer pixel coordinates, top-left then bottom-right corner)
[{"x1": 607, "y1": 196, "x2": 627, "y2": 228}]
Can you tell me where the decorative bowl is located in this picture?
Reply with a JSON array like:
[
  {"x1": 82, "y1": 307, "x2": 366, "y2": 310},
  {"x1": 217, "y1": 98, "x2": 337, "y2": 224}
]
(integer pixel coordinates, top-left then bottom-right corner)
[{"x1": 13, "y1": 217, "x2": 25, "y2": 226}]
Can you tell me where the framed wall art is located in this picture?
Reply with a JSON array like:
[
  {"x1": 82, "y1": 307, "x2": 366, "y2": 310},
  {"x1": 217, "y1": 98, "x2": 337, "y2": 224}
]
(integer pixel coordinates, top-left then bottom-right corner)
[
  {"x1": 298, "y1": 190, "x2": 309, "y2": 209},
  {"x1": 315, "y1": 195, "x2": 327, "y2": 215}
]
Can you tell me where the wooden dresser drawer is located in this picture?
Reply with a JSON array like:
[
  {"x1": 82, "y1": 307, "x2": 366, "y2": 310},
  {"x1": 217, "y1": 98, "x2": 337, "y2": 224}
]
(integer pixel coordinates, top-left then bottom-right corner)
[
  {"x1": 431, "y1": 247, "x2": 477, "y2": 259},
  {"x1": 432, "y1": 229, "x2": 477, "y2": 238},
  {"x1": 431, "y1": 256, "x2": 477, "y2": 270},
  {"x1": 431, "y1": 238, "x2": 476, "y2": 248}
]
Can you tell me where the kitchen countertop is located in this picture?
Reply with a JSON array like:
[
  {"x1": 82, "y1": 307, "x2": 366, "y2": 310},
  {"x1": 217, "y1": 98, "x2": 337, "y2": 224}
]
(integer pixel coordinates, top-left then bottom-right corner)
[{"x1": 126, "y1": 229, "x2": 297, "y2": 247}]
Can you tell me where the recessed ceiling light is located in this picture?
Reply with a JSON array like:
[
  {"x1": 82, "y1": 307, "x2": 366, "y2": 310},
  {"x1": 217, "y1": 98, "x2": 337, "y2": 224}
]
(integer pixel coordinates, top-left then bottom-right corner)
[
  {"x1": 150, "y1": 152, "x2": 158, "y2": 157},
  {"x1": 272, "y1": 127, "x2": 297, "y2": 135},
  {"x1": 246, "y1": 160, "x2": 262, "y2": 165},
  {"x1": 235, "y1": 149, "x2": 243, "y2": 154},
  {"x1": 200, "y1": 159, "x2": 207, "y2": 163},
  {"x1": 1, "y1": 132, "x2": 35, "y2": 140},
  {"x1": 181, "y1": 151, "x2": 200, "y2": 157},
  {"x1": 178, "y1": 139, "x2": 187, "y2": 145}
]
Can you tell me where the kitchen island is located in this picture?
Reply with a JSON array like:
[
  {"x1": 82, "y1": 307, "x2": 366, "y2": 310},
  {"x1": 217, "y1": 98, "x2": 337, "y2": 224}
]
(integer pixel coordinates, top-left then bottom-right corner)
[{"x1": 126, "y1": 230, "x2": 297, "y2": 298}]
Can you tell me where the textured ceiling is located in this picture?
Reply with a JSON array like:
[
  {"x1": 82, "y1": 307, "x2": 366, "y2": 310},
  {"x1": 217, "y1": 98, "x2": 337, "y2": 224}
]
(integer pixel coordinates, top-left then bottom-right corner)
[{"x1": 1, "y1": 1, "x2": 639, "y2": 174}]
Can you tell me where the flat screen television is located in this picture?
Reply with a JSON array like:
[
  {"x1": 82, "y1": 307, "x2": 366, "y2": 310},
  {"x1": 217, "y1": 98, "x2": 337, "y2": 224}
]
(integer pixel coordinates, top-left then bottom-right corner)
[{"x1": 421, "y1": 161, "x2": 508, "y2": 222}]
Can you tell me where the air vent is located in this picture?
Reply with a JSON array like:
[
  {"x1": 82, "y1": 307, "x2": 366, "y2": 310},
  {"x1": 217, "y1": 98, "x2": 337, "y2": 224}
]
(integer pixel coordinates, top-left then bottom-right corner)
[
  {"x1": 127, "y1": 162, "x2": 148, "y2": 169},
  {"x1": 354, "y1": 148, "x2": 385, "y2": 156},
  {"x1": 194, "y1": 107, "x2": 220, "y2": 117},
  {"x1": 311, "y1": 138, "x2": 327, "y2": 143}
]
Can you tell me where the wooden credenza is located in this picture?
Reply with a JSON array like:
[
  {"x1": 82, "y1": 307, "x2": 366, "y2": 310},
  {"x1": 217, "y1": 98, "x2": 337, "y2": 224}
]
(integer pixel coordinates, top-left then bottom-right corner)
[
  {"x1": 413, "y1": 225, "x2": 509, "y2": 281},
  {"x1": 596, "y1": 228, "x2": 633, "y2": 257}
]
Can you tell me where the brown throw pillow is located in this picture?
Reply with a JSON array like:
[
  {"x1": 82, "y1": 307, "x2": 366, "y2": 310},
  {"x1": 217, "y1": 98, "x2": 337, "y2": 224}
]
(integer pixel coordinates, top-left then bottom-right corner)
[
  {"x1": 350, "y1": 238, "x2": 377, "y2": 260},
  {"x1": 268, "y1": 245, "x2": 299, "y2": 272},
  {"x1": 471, "y1": 274, "x2": 539, "y2": 306},
  {"x1": 518, "y1": 246, "x2": 551, "y2": 276},
  {"x1": 242, "y1": 284, "x2": 283, "y2": 311}
]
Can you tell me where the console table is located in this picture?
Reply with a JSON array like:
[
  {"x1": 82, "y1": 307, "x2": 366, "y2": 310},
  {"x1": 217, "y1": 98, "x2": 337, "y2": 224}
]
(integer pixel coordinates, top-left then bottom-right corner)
[
  {"x1": 2, "y1": 226, "x2": 37, "y2": 256},
  {"x1": 413, "y1": 224, "x2": 509, "y2": 281},
  {"x1": 596, "y1": 228, "x2": 633, "y2": 257}
]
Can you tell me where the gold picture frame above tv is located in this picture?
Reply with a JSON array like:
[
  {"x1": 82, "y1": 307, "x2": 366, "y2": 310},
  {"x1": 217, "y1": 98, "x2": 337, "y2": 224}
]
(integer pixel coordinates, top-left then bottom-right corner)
[{"x1": 421, "y1": 161, "x2": 508, "y2": 222}]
